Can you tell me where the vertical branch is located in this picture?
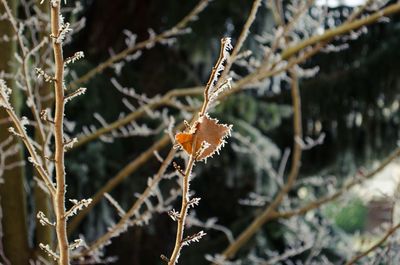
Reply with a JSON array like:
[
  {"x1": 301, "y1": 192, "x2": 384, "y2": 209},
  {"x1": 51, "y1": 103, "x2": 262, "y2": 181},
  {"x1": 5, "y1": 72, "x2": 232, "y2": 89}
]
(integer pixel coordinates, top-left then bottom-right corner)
[
  {"x1": 217, "y1": 70, "x2": 302, "y2": 261},
  {"x1": 167, "y1": 156, "x2": 196, "y2": 265},
  {"x1": 200, "y1": 38, "x2": 232, "y2": 116},
  {"x1": 168, "y1": 38, "x2": 233, "y2": 264},
  {"x1": 50, "y1": 1, "x2": 69, "y2": 264}
]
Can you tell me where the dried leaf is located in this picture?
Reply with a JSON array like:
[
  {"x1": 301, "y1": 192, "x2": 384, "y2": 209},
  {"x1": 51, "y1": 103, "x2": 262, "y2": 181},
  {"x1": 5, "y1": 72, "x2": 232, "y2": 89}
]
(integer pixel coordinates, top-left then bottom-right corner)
[{"x1": 175, "y1": 114, "x2": 232, "y2": 161}]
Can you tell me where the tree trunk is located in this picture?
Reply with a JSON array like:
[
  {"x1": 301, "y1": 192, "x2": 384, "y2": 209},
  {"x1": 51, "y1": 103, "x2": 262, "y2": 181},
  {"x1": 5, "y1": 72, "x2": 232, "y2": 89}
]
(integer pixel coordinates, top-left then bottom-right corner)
[{"x1": 0, "y1": 1, "x2": 30, "y2": 264}]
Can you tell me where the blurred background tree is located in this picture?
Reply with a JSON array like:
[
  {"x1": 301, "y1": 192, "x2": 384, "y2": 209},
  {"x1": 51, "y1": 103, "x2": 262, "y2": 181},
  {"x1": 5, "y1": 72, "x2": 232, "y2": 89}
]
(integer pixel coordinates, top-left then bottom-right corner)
[
  {"x1": 63, "y1": 1, "x2": 400, "y2": 264},
  {"x1": 1, "y1": 0, "x2": 400, "y2": 264}
]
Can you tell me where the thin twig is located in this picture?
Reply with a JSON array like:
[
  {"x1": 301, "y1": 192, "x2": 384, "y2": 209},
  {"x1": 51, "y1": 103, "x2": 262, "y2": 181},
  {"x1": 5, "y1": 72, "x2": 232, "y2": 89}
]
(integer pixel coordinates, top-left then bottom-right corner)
[
  {"x1": 167, "y1": 36, "x2": 234, "y2": 264},
  {"x1": 0, "y1": 86, "x2": 55, "y2": 195},
  {"x1": 345, "y1": 222, "x2": 400, "y2": 265},
  {"x1": 167, "y1": 155, "x2": 196, "y2": 265},
  {"x1": 73, "y1": 149, "x2": 176, "y2": 258}
]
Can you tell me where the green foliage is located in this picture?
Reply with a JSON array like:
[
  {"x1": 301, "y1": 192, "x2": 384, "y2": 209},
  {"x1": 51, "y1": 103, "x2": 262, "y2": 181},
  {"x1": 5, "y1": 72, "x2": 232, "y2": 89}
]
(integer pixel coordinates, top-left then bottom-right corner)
[
  {"x1": 324, "y1": 197, "x2": 367, "y2": 233},
  {"x1": 216, "y1": 93, "x2": 292, "y2": 132}
]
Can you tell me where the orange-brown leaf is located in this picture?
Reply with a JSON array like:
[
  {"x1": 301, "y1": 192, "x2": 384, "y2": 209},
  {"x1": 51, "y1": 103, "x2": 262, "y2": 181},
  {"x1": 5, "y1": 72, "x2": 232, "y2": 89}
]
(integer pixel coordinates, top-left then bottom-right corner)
[{"x1": 175, "y1": 115, "x2": 232, "y2": 161}]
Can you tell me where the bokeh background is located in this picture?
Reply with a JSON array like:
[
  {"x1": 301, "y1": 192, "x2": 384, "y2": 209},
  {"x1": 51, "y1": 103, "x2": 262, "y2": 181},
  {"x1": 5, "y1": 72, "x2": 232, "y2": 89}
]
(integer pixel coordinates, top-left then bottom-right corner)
[{"x1": 1, "y1": 0, "x2": 400, "y2": 264}]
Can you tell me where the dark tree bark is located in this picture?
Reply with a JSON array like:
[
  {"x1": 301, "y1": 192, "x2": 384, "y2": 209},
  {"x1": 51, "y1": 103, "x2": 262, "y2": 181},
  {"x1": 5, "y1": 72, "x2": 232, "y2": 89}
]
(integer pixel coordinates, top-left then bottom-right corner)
[{"x1": 0, "y1": 1, "x2": 30, "y2": 264}]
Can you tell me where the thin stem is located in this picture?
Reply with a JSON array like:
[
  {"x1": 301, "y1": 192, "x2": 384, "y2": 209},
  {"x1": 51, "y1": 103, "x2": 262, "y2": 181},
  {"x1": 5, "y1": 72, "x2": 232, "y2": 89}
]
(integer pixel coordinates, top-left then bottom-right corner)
[
  {"x1": 73, "y1": 149, "x2": 176, "y2": 258},
  {"x1": 168, "y1": 155, "x2": 196, "y2": 265},
  {"x1": 345, "y1": 222, "x2": 400, "y2": 265},
  {"x1": 50, "y1": 1, "x2": 69, "y2": 264},
  {"x1": 1, "y1": 104, "x2": 55, "y2": 195},
  {"x1": 200, "y1": 38, "x2": 231, "y2": 116}
]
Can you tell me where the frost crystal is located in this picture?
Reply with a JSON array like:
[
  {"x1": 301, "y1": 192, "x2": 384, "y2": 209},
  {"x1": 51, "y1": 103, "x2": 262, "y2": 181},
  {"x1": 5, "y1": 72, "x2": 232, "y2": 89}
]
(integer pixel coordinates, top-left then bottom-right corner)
[
  {"x1": 0, "y1": 79, "x2": 12, "y2": 109},
  {"x1": 181, "y1": 231, "x2": 207, "y2": 246},
  {"x1": 65, "y1": 51, "x2": 85, "y2": 65}
]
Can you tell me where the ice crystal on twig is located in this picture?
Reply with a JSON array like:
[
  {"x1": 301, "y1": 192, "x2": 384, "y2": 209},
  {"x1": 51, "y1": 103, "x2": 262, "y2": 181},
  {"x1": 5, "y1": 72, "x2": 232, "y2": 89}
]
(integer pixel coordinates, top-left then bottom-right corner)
[
  {"x1": 123, "y1": 29, "x2": 137, "y2": 48},
  {"x1": 203, "y1": 37, "x2": 233, "y2": 109},
  {"x1": 168, "y1": 209, "x2": 180, "y2": 221},
  {"x1": 37, "y1": 211, "x2": 55, "y2": 226},
  {"x1": 0, "y1": 79, "x2": 12, "y2": 109},
  {"x1": 39, "y1": 243, "x2": 59, "y2": 261},
  {"x1": 70, "y1": 239, "x2": 83, "y2": 250},
  {"x1": 54, "y1": 20, "x2": 72, "y2": 44},
  {"x1": 187, "y1": 197, "x2": 201, "y2": 208},
  {"x1": 65, "y1": 51, "x2": 84, "y2": 65},
  {"x1": 63, "y1": 137, "x2": 77, "y2": 151},
  {"x1": 64, "y1": 87, "x2": 86, "y2": 103},
  {"x1": 40, "y1": 109, "x2": 54, "y2": 124},
  {"x1": 65, "y1": 198, "x2": 92, "y2": 219},
  {"x1": 35, "y1": 68, "x2": 55, "y2": 82},
  {"x1": 181, "y1": 231, "x2": 206, "y2": 247}
]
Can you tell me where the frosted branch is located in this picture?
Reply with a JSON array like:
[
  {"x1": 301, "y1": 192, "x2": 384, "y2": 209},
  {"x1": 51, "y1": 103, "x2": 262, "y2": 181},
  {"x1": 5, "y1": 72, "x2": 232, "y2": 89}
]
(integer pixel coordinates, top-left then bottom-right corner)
[
  {"x1": 39, "y1": 243, "x2": 59, "y2": 261},
  {"x1": 65, "y1": 198, "x2": 93, "y2": 219},
  {"x1": 36, "y1": 211, "x2": 55, "y2": 226},
  {"x1": 65, "y1": 51, "x2": 84, "y2": 65},
  {"x1": 64, "y1": 87, "x2": 86, "y2": 103},
  {"x1": 181, "y1": 231, "x2": 206, "y2": 247}
]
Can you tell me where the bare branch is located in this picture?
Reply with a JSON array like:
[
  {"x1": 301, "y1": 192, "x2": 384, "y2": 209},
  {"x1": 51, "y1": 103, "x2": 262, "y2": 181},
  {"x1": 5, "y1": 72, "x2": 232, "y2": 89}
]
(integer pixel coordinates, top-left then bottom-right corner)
[{"x1": 345, "y1": 222, "x2": 400, "y2": 265}]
